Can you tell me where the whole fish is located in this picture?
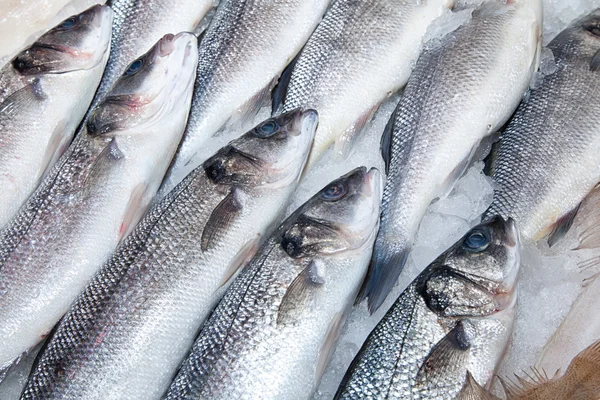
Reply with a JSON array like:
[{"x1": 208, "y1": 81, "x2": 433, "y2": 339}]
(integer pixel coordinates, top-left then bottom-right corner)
[
  {"x1": 364, "y1": 0, "x2": 542, "y2": 312},
  {"x1": 89, "y1": 0, "x2": 214, "y2": 110},
  {"x1": 484, "y1": 9, "x2": 600, "y2": 246},
  {"x1": 22, "y1": 110, "x2": 316, "y2": 400},
  {"x1": 336, "y1": 217, "x2": 520, "y2": 399},
  {"x1": 162, "y1": 0, "x2": 331, "y2": 191},
  {"x1": 0, "y1": 32, "x2": 198, "y2": 379},
  {"x1": 165, "y1": 167, "x2": 381, "y2": 400},
  {"x1": 278, "y1": 0, "x2": 452, "y2": 169},
  {"x1": 0, "y1": 5, "x2": 112, "y2": 228}
]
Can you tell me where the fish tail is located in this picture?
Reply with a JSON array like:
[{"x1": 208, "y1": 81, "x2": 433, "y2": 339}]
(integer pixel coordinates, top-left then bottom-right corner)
[{"x1": 357, "y1": 234, "x2": 410, "y2": 314}]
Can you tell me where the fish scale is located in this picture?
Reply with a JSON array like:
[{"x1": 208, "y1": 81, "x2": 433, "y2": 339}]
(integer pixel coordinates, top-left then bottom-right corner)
[
  {"x1": 485, "y1": 9, "x2": 600, "y2": 243},
  {"x1": 21, "y1": 110, "x2": 316, "y2": 400},
  {"x1": 363, "y1": 0, "x2": 541, "y2": 313}
]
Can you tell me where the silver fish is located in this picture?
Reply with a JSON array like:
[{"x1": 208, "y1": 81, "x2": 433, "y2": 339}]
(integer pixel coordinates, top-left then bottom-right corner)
[
  {"x1": 336, "y1": 217, "x2": 520, "y2": 399},
  {"x1": 363, "y1": 0, "x2": 541, "y2": 312},
  {"x1": 21, "y1": 110, "x2": 316, "y2": 400},
  {"x1": 89, "y1": 0, "x2": 214, "y2": 110},
  {"x1": 0, "y1": 5, "x2": 112, "y2": 229},
  {"x1": 485, "y1": 9, "x2": 600, "y2": 247},
  {"x1": 0, "y1": 32, "x2": 198, "y2": 379},
  {"x1": 278, "y1": 0, "x2": 452, "y2": 169},
  {"x1": 162, "y1": 0, "x2": 331, "y2": 191},
  {"x1": 165, "y1": 167, "x2": 381, "y2": 400}
]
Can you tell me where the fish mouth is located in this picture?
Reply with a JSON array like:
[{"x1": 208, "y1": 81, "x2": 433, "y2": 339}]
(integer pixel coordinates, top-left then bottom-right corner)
[{"x1": 299, "y1": 109, "x2": 319, "y2": 138}]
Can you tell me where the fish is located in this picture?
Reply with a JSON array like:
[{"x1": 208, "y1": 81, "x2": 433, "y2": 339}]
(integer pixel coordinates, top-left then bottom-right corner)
[
  {"x1": 0, "y1": 4, "x2": 112, "y2": 229},
  {"x1": 336, "y1": 217, "x2": 520, "y2": 399},
  {"x1": 484, "y1": 8, "x2": 600, "y2": 247},
  {"x1": 458, "y1": 339, "x2": 600, "y2": 400},
  {"x1": 165, "y1": 167, "x2": 381, "y2": 400},
  {"x1": 363, "y1": 0, "x2": 542, "y2": 312},
  {"x1": 0, "y1": 32, "x2": 198, "y2": 381},
  {"x1": 161, "y1": 0, "x2": 332, "y2": 192},
  {"x1": 21, "y1": 109, "x2": 317, "y2": 400},
  {"x1": 88, "y1": 0, "x2": 214, "y2": 111},
  {"x1": 277, "y1": 0, "x2": 452, "y2": 170}
]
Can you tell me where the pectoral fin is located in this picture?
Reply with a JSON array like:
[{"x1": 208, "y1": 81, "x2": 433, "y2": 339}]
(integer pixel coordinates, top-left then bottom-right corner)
[
  {"x1": 277, "y1": 260, "x2": 325, "y2": 325},
  {"x1": 81, "y1": 138, "x2": 124, "y2": 199},
  {"x1": 202, "y1": 188, "x2": 244, "y2": 251},
  {"x1": 456, "y1": 372, "x2": 499, "y2": 400},
  {"x1": 0, "y1": 78, "x2": 45, "y2": 119},
  {"x1": 547, "y1": 205, "x2": 580, "y2": 248},
  {"x1": 119, "y1": 182, "x2": 151, "y2": 241}
]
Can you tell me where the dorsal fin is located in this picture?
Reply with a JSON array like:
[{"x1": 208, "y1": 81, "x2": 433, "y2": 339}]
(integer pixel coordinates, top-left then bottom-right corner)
[{"x1": 380, "y1": 106, "x2": 397, "y2": 175}]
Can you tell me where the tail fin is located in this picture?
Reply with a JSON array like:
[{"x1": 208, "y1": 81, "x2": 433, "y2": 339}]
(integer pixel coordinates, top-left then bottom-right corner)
[{"x1": 357, "y1": 236, "x2": 410, "y2": 314}]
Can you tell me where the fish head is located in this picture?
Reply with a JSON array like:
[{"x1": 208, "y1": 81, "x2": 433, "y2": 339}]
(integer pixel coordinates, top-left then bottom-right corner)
[
  {"x1": 12, "y1": 4, "x2": 113, "y2": 76},
  {"x1": 419, "y1": 216, "x2": 520, "y2": 318},
  {"x1": 281, "y1": 167, "x2": 382, "y2": 258},
  {"x1": 87, "y1": 32, "x2": 198, "y2": 136},
  {"x1": 203, "y1": 109, "x2": 317, "y2": 188}
]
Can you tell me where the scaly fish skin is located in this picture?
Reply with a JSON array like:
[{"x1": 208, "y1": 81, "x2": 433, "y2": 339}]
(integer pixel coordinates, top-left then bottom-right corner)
[
  {"x1": 281, "y1": 0, "x2": 451, "y2": 169},
  {"x1": 337, "y1": 217, "x2": 520, "y2": 400},
  {"x1": 365, "y1": 0, "x2": 541, "y2": 312},
  {"x1": 163, "y1": 0, "x2": 331, "y2": 190},
  {"x1": 0, "y1": 5, "x2": 112, "y2": 228},
  {"x1": 166, "y1": 167, "x2": 381, "y2": 400},
  {"x1": 0, "y1": 32, "x2": 198, "y2": 378},
  {"x1": 89, "y1": 0, "x2": 214, "y2": 110},
  {"x1": 21, "y1": 110, "x2": 316, "y2": 400},
  {"x1": 485, "y1": 8, "x2": 600, "y2": 244}
]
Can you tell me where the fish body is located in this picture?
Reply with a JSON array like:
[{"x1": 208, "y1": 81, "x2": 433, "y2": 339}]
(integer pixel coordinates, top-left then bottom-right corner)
[
  {"x1": 337, "y1": 217, "x2": 520, "y2": 399},
  {"x1": 0, "y1": 5, "x2": 112, "y2": 228},
  {"x1": 166, "y1": 167, "x2": 381, "y2": 400},
  {"x1": 0, "y1": 32, "x2": 198, "y2": 378},
  {"x1": 365, "y1": 0, "x2": 541, "y2": 311},
  {"x1": 485, "y1": 9, "x2": 600, "y2": 244},
  {"x1": 163, "y1": 0, "x2": 331, "y2": 190},
  {"x1": 280, "y1": 0, "x2": 451, "y2": 168},
  {"x1": 21, "y1": 110, "x2": 316, "y2": 400},
  {"x1": 89, "y1": 0, "x2": 214, "y2": 110}
]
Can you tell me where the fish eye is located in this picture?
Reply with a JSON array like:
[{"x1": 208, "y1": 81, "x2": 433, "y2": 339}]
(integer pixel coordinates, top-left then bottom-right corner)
[
  {"x1": 255, "y1": 120, "x2": 279, "y2": 137},
  {"x1": 321, "y1": 182, "x2": 347, "y2": 201},
  {"x1": 125, "y1": 58, "x2": 145, "y2": 76},
  {"x1": 463, "y1": 228, "x2": 490, "y2": 253},
  {"x1": 59, "y1": 17, "x2": 77, "y2": 30}
]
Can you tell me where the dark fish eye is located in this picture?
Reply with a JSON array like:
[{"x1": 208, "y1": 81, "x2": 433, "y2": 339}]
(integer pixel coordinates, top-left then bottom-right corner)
[
  {"x1": 463, "y1": 229, "x2": 490, "y2": 252},
  {"x1": 59, "y1": 17, "x2": 77, "y2": 30},
  {"x1": 255, "y1": 120, "x2": 279, "y2": 137},
  {"x1": 125, "y1": 58, "x2": 145, "y2": 76},
  {"x1": 205, "y1": 160, "x2": 226, "y2": 183},
  {"x1": 321, "y1": 182, "x2": 347, "y2": 201}
]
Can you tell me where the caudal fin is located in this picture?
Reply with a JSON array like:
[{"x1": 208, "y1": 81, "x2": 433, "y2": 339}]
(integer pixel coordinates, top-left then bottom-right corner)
[{"x1": 357, "y1": 237, "x2": 410, "y2": 314}]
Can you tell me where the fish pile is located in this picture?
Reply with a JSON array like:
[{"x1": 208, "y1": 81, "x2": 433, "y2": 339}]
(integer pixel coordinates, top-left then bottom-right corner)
[{"x1": 0, "y1": 0, "x2": 599, "y2": 399}]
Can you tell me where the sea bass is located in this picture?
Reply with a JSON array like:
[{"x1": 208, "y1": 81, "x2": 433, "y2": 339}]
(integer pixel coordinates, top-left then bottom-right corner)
[
  {"x1": 278, "y1": 0, "x2": 452, "y2": 169},
  {"x1": 165, "y1": 167, "x2": 381, "y2": 400},
  {"x1": 337, "y1": 217, "x2": 520, "y2": 399},
  {"x1": 364, "y1": 0, "x2": 541, "y2": 312},
  {"x1": 21, "y1": 110, "x2": 316, "y2": 400},
  {"x1": 0, "y1": 4, "x2": 112, "y2": 228},
  {"x1": 89, "y1": 0, "x2": 214, "y2": 110},
  {"x1": 162, "y1": 0, "x2": 331, "y2": 191},
  {"x1": 485, "y1": 9, "x2": 600, "y2": 246},
  {"x1": 0, "y1": 32, "x2": 198, "y2": 379}
]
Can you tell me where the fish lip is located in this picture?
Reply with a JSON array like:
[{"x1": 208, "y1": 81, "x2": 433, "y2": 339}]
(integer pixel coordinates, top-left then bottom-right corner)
[
  {"x1": 365, "y1": 168, "x2": 383, "y2": 200},
  {"x1": 505, "y1": 217, "x2": 520, "y2": 248}
]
